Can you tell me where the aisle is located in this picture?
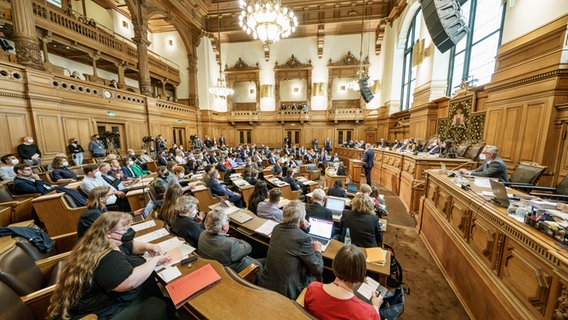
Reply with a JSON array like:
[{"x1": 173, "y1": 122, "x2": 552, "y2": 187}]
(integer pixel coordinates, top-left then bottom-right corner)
[{"x1": 380, "y1": 186, "x2": 471, "y2": 320}]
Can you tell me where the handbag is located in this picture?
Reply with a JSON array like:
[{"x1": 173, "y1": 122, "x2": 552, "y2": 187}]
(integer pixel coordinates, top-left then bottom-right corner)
[{"x1": 379, "y1": 286, "x2": 405, "y2": 320}]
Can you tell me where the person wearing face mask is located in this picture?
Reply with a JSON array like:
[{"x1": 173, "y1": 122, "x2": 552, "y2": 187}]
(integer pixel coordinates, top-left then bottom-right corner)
[
  {"x1": 51, "y1": 156, "x2": 78, "y2": 183},
  {"x1": 168, "y1": 166, "x2": 199, "y2": 193},
  {"x1": 459, "y1": 145, "x2": 509, "y2": 182},
  {"x1": 0, "y1": 153, "x2": 19, "y2": 181},
  {"x1": 121, "y1": 158, "x2": 148, "y2": 178},
  {"x1": 12, "y1": 163, "x2": 54, "y2": 195},
  {"x1": 80, "y1": 164, "x2": 131, "y2": 211},
  {"x1": 68, "y1": 138, "x2": 85, "y2": 165},
  {"x1": 77, "y1": 186, "x2": 112, "y2": 238},
  {"x1": 88, "y1": 134, "x2": 106, "y2": 158},
  {"x1": 170, "y1": 195, "x2": 205, "y2": 247},
  {"x1": 152, "y1": 166, "x2": 169, "y2": 195},
  {"x1": 17, "y1": 136, "x2": 42, "y2": 166},
  {"x1": 48, "y1": 212, "x2": 171, "y2": 320}
]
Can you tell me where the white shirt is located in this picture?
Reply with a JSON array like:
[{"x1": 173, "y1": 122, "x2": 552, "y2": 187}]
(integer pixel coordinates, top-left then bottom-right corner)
[
  {"x1": 0, "y1": 165, "x2": 16, "y2": 181},
  {"x1": 80, "y1": 176, "x2": 117, "y2": 204}
]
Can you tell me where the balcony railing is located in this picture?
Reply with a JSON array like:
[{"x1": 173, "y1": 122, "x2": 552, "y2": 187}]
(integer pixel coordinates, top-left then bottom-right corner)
[
  {"x1": 327, "y1": 108, "x2": 365, "y2": 123},
  {"x1": 30, "y1": 1, "x2": 180, "y2": 83},
  {"x1": 229, "y1": 110, "x2": 260, "y2": 124},
  {"x1": 278, "y1": 110, "x2": 311, "y2": 123}
]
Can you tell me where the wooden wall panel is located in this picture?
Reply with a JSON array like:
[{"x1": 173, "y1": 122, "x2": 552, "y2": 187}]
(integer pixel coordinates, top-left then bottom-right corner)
[
  {"x1": 62, "y1": 117, "x2": 92, "y2": 152},
  {"x1": 500, "y1": 105, "x2": 523, "y2": 162},
  {"x1": 518, "y1": 103, "x2": 545, "y2": 162},
  {"x1": 36, "y1": 114, "x2": 65, "y2": 155},
  {"x1": 0, "y1": 113, "x2": 29, "y2": 154}
]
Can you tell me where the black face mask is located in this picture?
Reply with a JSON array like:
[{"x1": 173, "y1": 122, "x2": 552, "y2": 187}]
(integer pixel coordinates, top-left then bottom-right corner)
[{"x1": 120, "y1": 228, "x2": 136, "y2": 242}]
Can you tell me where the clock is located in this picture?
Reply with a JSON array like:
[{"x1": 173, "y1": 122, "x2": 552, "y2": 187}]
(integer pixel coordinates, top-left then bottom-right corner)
[{"x1": 103, "y1": 90, "x2": 112, "y2": 99}]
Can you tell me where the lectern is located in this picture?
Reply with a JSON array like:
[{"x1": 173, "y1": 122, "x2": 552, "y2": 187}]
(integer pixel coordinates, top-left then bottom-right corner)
[{"x1": 349, "y1": 159, "x2": 363, "y2": 184}]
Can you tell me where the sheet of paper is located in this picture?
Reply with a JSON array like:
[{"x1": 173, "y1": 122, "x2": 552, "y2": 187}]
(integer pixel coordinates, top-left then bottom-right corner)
[
  {"x1": 473, "y1": 178, "x2": 492, "y2": 188},
  {"x1": 134, "y1": 228, "x2": 169, "y2": 243},
  {"x1": 357, "y1": 276, "x2": 380, "y2": 300},
  {"x1": 157, "y1": 266, "x2": 182, "y2": 283},
  {"x1": 156, "y1": 237, "x2": 185, "y2": 252},
  {"x1": 255, "y1": 220, "x2": 279, "y2": 236},
  {"x1": 131, "y1": 220, "x2": 156, "y2": 232},
  {"x1": 479, "y1": 191, "x2": 494, "y2": 197}
]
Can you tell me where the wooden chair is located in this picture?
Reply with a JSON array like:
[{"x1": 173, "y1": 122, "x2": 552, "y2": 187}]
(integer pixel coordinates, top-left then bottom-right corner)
[
  {"x1": 300, "y1": 165, "x2": 321, "y2": 181},
  {"x1": 455, "y1": 142, "x2": 470, "y2": 158},
  {"x1": 465, "y1": 142, "x2": 485, "y2": 161},
  {"x1": 192, "y1": 186, "x2": 222, "y2": 212},
  {"x1": 520, "y1": 174, "x2": 568, "y2": 201},
  {"x1": 224, "y1": 265, "x2": 264, "y2": 290},
  {"x1": 0, "y1": 206, "x2": 11, "y2": 227},
  {"x1": 279, "y1": 185, "x2": 301, "y2": 200},
  {"x1": 0, "y1": 182, "x2": 34, "y2": 224},
  {"x1": 146, "y1": 161, "x2": 158, "y2": 172},
  {"x1": 505, "y1": 162, "x2": 547, "y2": 189},
  {"x1": 32, "y1": 193, "x2": 85, "y2": 237}
]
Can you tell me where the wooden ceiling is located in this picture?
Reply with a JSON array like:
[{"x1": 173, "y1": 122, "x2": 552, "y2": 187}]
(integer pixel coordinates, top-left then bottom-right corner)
[{"x1": 91, "y1": 0, "x2": 406, "y2": 43}]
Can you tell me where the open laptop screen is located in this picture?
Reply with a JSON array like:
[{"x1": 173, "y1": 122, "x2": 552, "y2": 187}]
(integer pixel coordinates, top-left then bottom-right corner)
[
  {"x1": 347, "y1": 183, "x2": 358, "y2": 193},
  {"x1": 308, "y1": 218, "x2": 334, "y2": 238},
  {"x1": 325, "y1": 197, "x2": 346, "y2": 212}
]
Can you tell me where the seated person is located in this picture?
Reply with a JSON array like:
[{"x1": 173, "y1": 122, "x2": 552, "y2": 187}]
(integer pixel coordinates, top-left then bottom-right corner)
[
  {"x1": 198, "y1": 208, "x2": 263, "y2": 274},
  {"x1": 304, "y1": 245, "x2": 382, "y2": 320},
  {"x1": 339, "y1": 193, "x2": 383, "y2": 248},
  {"x1": 170, "y1": 195, "x2": 205, "y2": 248},
  {"x1": 80, "y1": 164, "x2": 130, "y2": 212},
  {"x1": 247, "y1": 181, "x2": 268, "y2": 214},
  {"x1": 257, "y1": 188, "x2": 283, "y2": 222},
  {"x1": 259, "y1": 200, "x2": 323, "y2": 299},
  {"x1": 306, "y1": 188, "x2": 333, "y2": 221},
  {"x1": 152, "y1": 166, "x2": 169, "y2": 195},
  {"x1": 12, "y1": 163, "x2": 54, "y2": 195},
  {"x1": 99, "y1": 163, "x2": 127, "y2": 191},
  {"x1": 51, "y1": 156, "x2": 78, "y2": 183},
  {"x1": 48, "y1": 212, "x2": 171, "y2": 320},
  {"x1": 109, "y1": 159, "x2": 129, "y2": 181},
  {"x1": 283, "y1": 168, "x2": 307, "y2": 194},
  {"x1": 335, "y1": 162, "x2": 346, "y2": 176},
  {"x1": 77, "y1": 186, "x2": 111, "y2": 238},
  {"x1": 157, "y1": 184, "x2": 183, "y2": 226},
  {"x1": 0, "y1": 153, "x2": 19, "y2": 181},
  {"x1": 439, "y1": 139, "x2": 457, "y2": 158},
  {"x1": 122, "y1": 158, "x2": 148, "y2": 178},
  {"x1": 207, "y1": 169, "x2": 245, "y2": 208},
  {"x1": 328, "y1": 180, "x2": 347, "y2": 198},
  {"x1": 459, "y1": 145, "x2": 509, "y2": 181},
  {"x1": 168, "y1": 165, "x2": 196, "y2": 193}
]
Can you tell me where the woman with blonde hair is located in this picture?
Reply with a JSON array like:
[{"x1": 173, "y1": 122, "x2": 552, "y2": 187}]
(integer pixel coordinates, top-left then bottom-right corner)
[
  {"x1": 158, "y1": 183, "x2": 183, "y2": 226},
  {"x1": 340, "y1": 193, "x2": 383, "y2": 247},
  {"x1": 48, "y1": 211, "x2": 170, "y2": 320},
  {"x1": 77, "y1": 186, "x2": 111, "y2": 238}
]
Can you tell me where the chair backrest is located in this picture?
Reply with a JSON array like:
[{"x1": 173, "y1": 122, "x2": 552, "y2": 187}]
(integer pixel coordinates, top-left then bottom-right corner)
[
  {"x1": 0, "y1": 183, "x2": 14, "y2": 202},
  {"x1": 192, "y1": 187, "x2": 221, "y2": 212},
  {"x1": 510, "y1": 162, "x2": 547, "y2": 185},
  {"x1": 146, "y1": 161, "x2": 158, "y2": 172},
  {"x1": 0, "y1": 281, "x2": 35, "y2": 320},
  {"x1": 224, "y1": 266, "x2": 266, "y2": 291},
  {"x1": 0, "y1": 245, "x2": 45, "y2": 296},
  {"x1": 455, "y1": 143, "x2": 470, "y2": 158},
  {"x1": 556, "y1": 174, "x2": 568, "y2": 195},
  {"x1": 32, "y1": 193, "x2": 85, "y2": 237},
  {"x1": 465, "y1": 143, "x2": 485, "y2": 161},
  {"x1": 291, "y1": 300, "x2": 318, "y2": 320}
]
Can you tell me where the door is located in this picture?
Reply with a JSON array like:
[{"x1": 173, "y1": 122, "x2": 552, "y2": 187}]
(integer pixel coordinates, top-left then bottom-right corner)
[
  {"x1": 172, "y1": 127, "x2": 185, "y2": 148},
  {"x1": 97, "y1": 123, "x2": 126, "y2": 156},
  {"x1": 285, "y1": 130, "x2": 301, "y2": 146}
]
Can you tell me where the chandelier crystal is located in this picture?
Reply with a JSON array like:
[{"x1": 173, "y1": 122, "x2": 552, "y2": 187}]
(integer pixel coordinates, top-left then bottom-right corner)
[
  {"x1": 209, "y1": 1, "x2": 233, "y2": 98},
  {"x1": 347, "y1": 69, "x2": 373, "y2": 91},
  {"x1": 238, "y1": 0, "x2": 298, "y2": 45}
]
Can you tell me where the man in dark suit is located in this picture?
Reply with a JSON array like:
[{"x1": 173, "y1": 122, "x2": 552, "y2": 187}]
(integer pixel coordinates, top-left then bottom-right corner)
[
  {"x1": 325, "y1": 138, "x2": 331, "y2": 153},
  {"x1": 327, "y1": 179, "x2": 347, "y2": 198},
  {"x1": 12, "y1": 164, "x2": 53, "y2": 195},
  {"x1": 459, "y1": 145, "x2": 509, "y2": 182},
  {"x1": 305, "y1": 189, "x2": 332, "y2": 221},
  {"x1": 259, "y1": 200, "x2": 323, "y2": 299},
  {"x1": 206, "y1": 169, "x2": 245, "y2": 208},
  {"x1": 156, "y1": 150, "x2": 168, "y2": 166},
  {"x1": 362, "y1": 143, "x2": 374, "y2": 186},
  {"x1": 219, "y1": 135, "x2": 226, "y2": 147}
]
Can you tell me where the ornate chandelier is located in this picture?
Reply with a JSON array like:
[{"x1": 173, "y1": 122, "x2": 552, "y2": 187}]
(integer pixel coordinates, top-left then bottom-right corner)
[
  {"x1": 209, "y1": 1, "x2": 234, "y2": 98},
  {"x1": 238, "y1": 0, "x2": 298, "y2": 45},
  {"x1": 347, "y1": 0, "x2": 372, "y2": 92}
]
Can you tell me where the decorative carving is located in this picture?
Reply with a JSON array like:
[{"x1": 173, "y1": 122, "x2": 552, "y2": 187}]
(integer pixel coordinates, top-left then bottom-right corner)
[
  {"x1": 328, "y1": 51, "x2": 369, "y2": 66},
  {"x1": 317, "y1": 24, "x2": 324, "y2": 59},
  {"x1": 225, "y1": 58, "x2": 259, "y2": 71},
  {"x1": 275, "y1": 54, "x2": 312, "y2": 69},
  {"x1": 436, "y1": 94, "x2": 484, "y2": 144},
  {"x1": 375, "y1": 22, "x2": 386, "y2": 55},
  {"x1": 15, "y1": 40, "x2": 43, "y2": 69},
  {"x1": 263, "y1": 44, "x2": 270, "y2": 62}
]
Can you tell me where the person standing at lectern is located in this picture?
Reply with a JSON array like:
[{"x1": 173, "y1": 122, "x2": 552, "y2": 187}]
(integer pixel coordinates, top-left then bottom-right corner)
[{"x1": 362, "y1": 143, "x2": 374, "y2": 186}]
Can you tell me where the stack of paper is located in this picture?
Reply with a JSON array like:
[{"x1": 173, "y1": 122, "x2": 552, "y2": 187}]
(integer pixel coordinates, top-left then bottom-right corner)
[
  {"x1": 255, "y1": 220, "x2": 279, "y2": 236},
  {"x1": 165, "y1": 264, "x2": 222, "y2": 309},
  {"x1": 366, "y1": 247, "x2": 387, "y2": 264}
]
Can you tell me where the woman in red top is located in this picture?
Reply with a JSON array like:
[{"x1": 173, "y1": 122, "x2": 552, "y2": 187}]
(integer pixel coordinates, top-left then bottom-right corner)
[{"x1": 304, "y1": 245, "x2": 383, "y2": 320}]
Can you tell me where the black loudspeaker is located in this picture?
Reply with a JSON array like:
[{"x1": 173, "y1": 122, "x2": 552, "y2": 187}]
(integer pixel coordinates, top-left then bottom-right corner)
[
  {"x1": 359, "y1": 76, "x2": 374, "y2": 103},
  {"x1": 421, "y1": 0, "x2": 469, "y2": 53}
]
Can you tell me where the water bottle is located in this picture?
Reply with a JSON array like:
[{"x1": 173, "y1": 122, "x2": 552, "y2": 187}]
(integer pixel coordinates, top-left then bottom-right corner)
[{"x1": 344, "y1": 228, "x2": 352, "y2": 246}]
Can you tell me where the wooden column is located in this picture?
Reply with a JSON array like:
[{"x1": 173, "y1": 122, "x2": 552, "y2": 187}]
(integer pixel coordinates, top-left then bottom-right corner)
[
  {"x1": 11, "y1": 0, "x2": 43, "y2": 69},
  {"x1": 187, "y1": 27, "x2": 201, "y2": 107},
  {"x1": 131, "y1": 1, "x2": 152, "y2": 96},
  {"x1": 88, "y1": 51, "x2": 100, "y2": 81}
]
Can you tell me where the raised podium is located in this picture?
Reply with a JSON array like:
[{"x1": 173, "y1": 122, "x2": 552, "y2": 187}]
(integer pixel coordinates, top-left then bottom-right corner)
[{"x1": 349, "y1": 159, "x2": 363, "y2": 184}]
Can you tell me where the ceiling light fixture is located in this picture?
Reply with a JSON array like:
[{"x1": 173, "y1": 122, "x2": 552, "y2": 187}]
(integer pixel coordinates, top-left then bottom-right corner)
[
  {"x1": 209, "y1": 1, "x2": 234, "y2": 98},
  {"x1": 347, "y1": 0, "x2": 372, "y2": 91},
  {"x1": 238, "y1": 0, "x2": 298, "y2": 45}
]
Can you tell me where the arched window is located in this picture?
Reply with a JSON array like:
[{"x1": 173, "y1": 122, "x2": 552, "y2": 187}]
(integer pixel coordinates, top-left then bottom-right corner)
[
  {"x1": 47, "y1": 0, "x2": 62, "y2": 8},
  {"x1": 447, "y1": 0, "x2": 505, "y2": 95},
  {"x1": 400, "y1": 10, "x2": 422, "y2": 111}
]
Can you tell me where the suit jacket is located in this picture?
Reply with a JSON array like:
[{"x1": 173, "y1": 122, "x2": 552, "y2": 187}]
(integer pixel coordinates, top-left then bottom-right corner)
[
  {"x1": 170, "y1": 215, "x2": 204, "y2": 247},
  {"x1": 259, "y1": 223, "x2": 323, "y2": 299},
  {"x1": 327, "y1": 186, "x2": 347, "y2": 198},
  {"x1": 13, "y1": 177, "x2": 52, "y2": 195},
  {"x1": 305, "y1": 202, "x2": 333, "y2": 221},
  {"x1": 362, "y1": 149, "x2": 374, "y2": 169},
  {"x1": 198, "y1": 232, "x2": 252, "y2": 272},
  {"x1": 470, "y1": 157, "x2": 509, "y2": 182},
  {"x1": 156, "y1": 155, "x2": 168, "y2": 166},
  {"x1": 207, "y1": 179, "x2": 235, "y2": 197},
  {"x1": 284, "y1": 175, "x2": 301, "y2": 191},
  {"x1": 340, "y1": 209, "x2": 382, "y2": 248}
]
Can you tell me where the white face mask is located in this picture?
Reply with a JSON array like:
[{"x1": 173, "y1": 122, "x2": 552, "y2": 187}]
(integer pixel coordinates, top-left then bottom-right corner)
[
  {"x1": 11, "y1": 159, "x2": 19, "y2": 165},
  {"x1": 94, "y1": 171, "x2": 102, "y2": 178},
  {"x1": 479, "y1": 153, "x2": 487, "y2": 161},
  {"x1": 62, "y1": 161, "x2": 69, "y2": 167},
  {"x1": 128, "y1": 161, "x2": 134, "y2": 166},
  {"x1": 27, "y1": 139, "x2": 34, "y2": 144}
]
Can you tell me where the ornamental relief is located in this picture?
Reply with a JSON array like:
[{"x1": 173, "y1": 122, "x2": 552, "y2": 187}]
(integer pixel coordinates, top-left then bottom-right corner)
[{"x1": 275, "y1": 54, "x2": 311, "y2": 69}]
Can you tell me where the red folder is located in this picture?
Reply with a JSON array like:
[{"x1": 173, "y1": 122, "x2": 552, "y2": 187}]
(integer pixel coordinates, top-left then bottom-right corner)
[{"x1": 165, "y1": 263, "x2": 222, "y2": 309}]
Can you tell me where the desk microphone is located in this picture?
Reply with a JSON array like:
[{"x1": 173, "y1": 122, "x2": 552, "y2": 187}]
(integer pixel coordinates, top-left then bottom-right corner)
[{"x1": 460, "y1": 182, "x2": 471, "y2": 191}]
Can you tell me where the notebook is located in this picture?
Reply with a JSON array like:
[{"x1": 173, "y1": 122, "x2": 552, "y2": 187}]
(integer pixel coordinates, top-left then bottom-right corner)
[
  {"x1": 325, "y1": 197, "x2": 346, "y2": 220},
  {"x1": 489, "y1": 179, "x2": 510, "y2": 208},
  {"x1": 347, "y1": 183, "x2": 358, "y2": 193},
  {"x1": 165, "y1": 263, "x2": 222, "y2": 309},
  {"x1": 228, "y1": 211, "x2": 253, "y2": 224},
  {"x1": 308, "y1": 217, "x2": 334, "y2": 251}
]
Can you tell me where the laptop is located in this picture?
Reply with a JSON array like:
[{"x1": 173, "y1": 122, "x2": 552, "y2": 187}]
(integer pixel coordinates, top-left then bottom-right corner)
[
  {"x1": 215, "y1": 196, "x2": 240, "y2": 214},
  {"x1": 325, "y1": 197, "x2": 346, "y2": 220},
  {"x1": 489, "y1": 179, "x2": 510, "y2": 208},
  {"x1": 346, "y1": 183, "x2": 358, "y2": 193},
  {"x1": 308, "y1": 217, "x2": 334, "y2": 251},
  {"x1": 134, "y1": 200, "x2": 154, "y2": 223}
]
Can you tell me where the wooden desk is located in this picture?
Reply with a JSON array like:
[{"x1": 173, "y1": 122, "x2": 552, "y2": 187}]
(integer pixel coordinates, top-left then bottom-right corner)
[
  {"x1": 297, "y1": 177, "x2": 319, "y2": 193},
  {"x1": 348, "y1": 159, "x2": 363, "y2": 184},
  {"x1": 419, "y1": 172, "x2": 568, "y2": 320},
  {"x1": 324, "y1": 168, "x2": 346, "y2": 189}
]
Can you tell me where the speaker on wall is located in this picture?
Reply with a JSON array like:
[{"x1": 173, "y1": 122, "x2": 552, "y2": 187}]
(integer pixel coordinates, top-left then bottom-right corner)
[
  {"x1": 421, "y1": 0, "x2": 469, "y2": 53},
  {"x1": 359, "y1": 76, "x2": 374, "y2": 103}
]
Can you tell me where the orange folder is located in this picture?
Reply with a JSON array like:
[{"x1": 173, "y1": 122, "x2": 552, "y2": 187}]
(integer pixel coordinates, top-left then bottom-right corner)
[
  {"x1": 366, "y1": 247, "x2": 386, "y2": 264},
  {"x1": 165, "y1": 263, "x2": 222, "y2": 309}
]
